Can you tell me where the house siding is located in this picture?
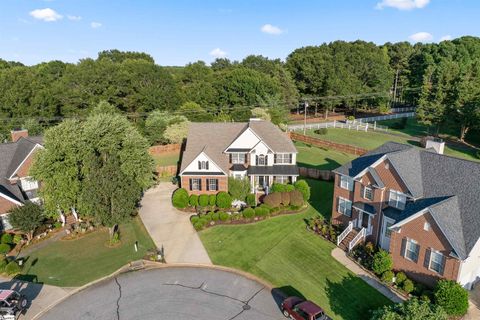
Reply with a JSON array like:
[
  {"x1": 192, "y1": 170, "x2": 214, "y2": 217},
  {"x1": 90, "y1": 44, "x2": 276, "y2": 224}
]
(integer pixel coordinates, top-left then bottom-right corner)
[
  {"x1": 181, "y1": 176, "x2": 228, "y2": 195},
  {"x1": 389, "y1": 212, "x2": 461, "y2": 287},
  {"x1": 0, "y1": 197, "x2": 17, "y2": 215},
  {"x1": 331, "y1": 174, "x2": 355, "y2": 226},
  {"x1": 14, "y1": 151, "x2": 36, "y2": 178}
]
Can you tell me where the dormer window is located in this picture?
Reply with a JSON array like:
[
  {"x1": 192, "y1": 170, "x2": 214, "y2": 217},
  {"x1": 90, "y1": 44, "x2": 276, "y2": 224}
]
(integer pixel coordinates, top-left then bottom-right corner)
[{"x1": 198, "y1": 161, "x2": 209, "y2": 170}]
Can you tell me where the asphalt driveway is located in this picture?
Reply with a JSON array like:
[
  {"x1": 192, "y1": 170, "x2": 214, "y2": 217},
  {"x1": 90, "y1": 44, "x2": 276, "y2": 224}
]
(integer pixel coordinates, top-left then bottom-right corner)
[
  {"x1": 40, "y1": 267, "x2": 283, "y2": 320},
  {"x1": 139, "y1": 182, "x2": 212, "y2": 264}
]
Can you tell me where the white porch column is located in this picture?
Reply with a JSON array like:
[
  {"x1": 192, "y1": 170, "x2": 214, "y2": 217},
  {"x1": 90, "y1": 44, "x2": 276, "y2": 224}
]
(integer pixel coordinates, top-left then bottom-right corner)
[
  {"x1": 292, "y1": 176, "x2": 297, "y2": 183},
  {"x1": 250, "y1": 176, "x2": 255, "y2": 193}
]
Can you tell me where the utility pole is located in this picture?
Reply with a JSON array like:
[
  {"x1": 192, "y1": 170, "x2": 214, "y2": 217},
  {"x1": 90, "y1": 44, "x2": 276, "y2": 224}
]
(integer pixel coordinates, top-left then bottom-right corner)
[
  {"x1": 303, "y1": 101, "x2": 309, "y2": 135},
  {"x1": 392, "y1": 69, "x2": 399, "y2": 108}
]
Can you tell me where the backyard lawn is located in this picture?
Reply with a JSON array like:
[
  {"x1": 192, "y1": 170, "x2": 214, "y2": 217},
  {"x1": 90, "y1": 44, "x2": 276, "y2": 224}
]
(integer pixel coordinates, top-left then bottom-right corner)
[
  {"x1": 199, "y1": 179, "x2": 391, "y2": 320},
  {"x1": 152, "y1": 152, "x2": 180, "y2": 166},
  {"x1": 295, "y1": 142, "x2": 356, "y2": 170},
  {"x1": 18, "y1": 217, "x2": 156, "y2": 287}
]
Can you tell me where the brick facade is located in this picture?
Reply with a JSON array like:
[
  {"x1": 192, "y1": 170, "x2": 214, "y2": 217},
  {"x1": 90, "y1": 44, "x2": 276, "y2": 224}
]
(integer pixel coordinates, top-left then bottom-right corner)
[
  {"x1": 181, "y1": 176, "x2": 228, "y2": 195},
  {"x1": 331, "y1": 173, "x2": 354, "y2": 226},
  {"x1": 389, "y1": 212, "x2": 461, "y2": 287},
  {"x1": 0, "y1": 197, "x2": 17, "y2": 214},
  {"x1": 14, "y1": 151, "x2": 35, "y2": 178}
]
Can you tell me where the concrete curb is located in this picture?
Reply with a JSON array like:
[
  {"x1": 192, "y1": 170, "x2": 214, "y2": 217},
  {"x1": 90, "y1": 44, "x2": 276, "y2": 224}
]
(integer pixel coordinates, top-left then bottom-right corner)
[{"x1": 31, "y1": 261, "x2": 282, "y2": 319}]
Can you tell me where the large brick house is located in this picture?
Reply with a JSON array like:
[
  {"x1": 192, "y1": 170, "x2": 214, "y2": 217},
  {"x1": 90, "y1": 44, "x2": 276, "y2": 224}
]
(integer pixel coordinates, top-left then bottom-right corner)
[
  {"x1": 0, "y1": 130, "x2": 43, "y2": 230},
  {"x1": 332, "y1": 141, "x2": 480, "y2": 289},
  {"x1": 179, "y1": 119, "x2": 298, "y2": 195}
]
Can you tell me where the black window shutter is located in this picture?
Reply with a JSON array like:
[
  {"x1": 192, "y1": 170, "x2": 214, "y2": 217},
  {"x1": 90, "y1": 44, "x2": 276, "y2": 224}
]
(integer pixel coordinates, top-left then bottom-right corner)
[
  {"x1": 265, "y1": 155, "x2": 268, "y2": 165},
  {"x1": 229, "y1": 154, "x2": 232, "y2": 163},
  {"x1": 199, "y1": 179, "x2": 202, "y2": 191},
  {"x1": 424, "y1": 248, "x2": 431, "y2": 269},
  {"x1": 289, "y1": 154, "x2": 292, "y2": 164},
  {"x1": 274, "y1": 154, "x2": 277, "y2": 164},
  {"x1": 206, "y1": 179, "x2": 210, "y2": 191},
  {"x1": 256, "y1": 155, "x2": 258, "y2": 165},
  {"x1": 414, "y1": 244, "x2": 420, "y2": 263},
  {"x1": 215, "y1": 179, "x2": 219, "y2": 191},
  {"x1": 189, "y1": 179, "x2": 193, "y2": 191},
  {"x1": 439, "y1": 255, "x2": 445, "y2": 275},
  {"x1": 400, "y1": 238, "x2": 407, "y2": 258},
  {"x1": 206, "y1": 161, "x2": 209, "y2": 170},
  {"x1": 198, "y1": 161, "x2": 201, "y2": 170}
]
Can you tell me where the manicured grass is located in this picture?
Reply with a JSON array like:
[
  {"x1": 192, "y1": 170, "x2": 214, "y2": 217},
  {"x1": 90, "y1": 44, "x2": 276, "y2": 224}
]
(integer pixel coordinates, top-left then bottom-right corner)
[
  {"x1": 199, "y1": 179, "x2": 391, "y2": 320},
  {"x1": 295, "y1": 142, "x2": 356, "y2": 170},
  {"x1": 19, "y1": 217, "x2": 156, "y2": 287},
  {"x1": 152, "y1": 152, "x2": 180, "y2": 166}
]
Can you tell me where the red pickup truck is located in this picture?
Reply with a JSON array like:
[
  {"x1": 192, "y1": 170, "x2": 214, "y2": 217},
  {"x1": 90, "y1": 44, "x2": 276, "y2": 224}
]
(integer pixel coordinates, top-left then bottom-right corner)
[{"x1": 281, "y1": 296, "x2": 331, "y2": 320}]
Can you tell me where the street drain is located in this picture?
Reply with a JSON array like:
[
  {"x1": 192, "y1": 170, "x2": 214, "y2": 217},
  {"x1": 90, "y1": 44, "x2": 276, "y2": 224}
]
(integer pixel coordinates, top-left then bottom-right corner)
[{"x1": 242, "y1": 305, "x2": 251, "y2": 311}]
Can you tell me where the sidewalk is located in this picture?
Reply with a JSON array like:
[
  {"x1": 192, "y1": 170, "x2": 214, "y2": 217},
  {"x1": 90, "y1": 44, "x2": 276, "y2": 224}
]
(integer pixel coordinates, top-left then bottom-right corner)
[{"x1": 331, "y1": 247, "x2": 404, "y2": 303}]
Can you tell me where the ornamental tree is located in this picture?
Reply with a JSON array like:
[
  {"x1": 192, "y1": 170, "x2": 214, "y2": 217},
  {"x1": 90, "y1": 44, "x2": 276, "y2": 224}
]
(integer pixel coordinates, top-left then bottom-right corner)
[{"x1": 9, "y1": 202, "x2": 45, "y2": 241}]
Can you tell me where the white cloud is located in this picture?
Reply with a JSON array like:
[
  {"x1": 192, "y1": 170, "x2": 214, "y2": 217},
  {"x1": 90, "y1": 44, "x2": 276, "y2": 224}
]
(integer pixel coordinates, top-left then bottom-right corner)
[
  {"x1": 90, "y1": 22, "x2": 102, "y2": 29},
  {"x1": 67, "y1": 15, "x2": 82, "y2": 21},
  {"x1": 409, "y1": 32, "x2": 433, "y2": 42},
  {"x1": 376, "y1": 0, "x2": 430, "y2": 10},
  {"x1": 261, "y1": 24, "x2": 284, "y2": 35},
  {"x1": 209, "y1": 48, "x2": 227, "y2": 58},
  {"x1": 29, "y1": 8, "x2": 63, "y2": 22},
  {"x1": 439, "y1": 35, "x2": 452, "y2": 42}
]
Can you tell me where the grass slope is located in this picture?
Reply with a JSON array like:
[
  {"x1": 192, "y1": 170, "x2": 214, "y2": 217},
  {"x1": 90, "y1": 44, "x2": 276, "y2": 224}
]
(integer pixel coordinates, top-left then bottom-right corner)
[
  {"x1": 199, "y1": 180, "x2": 391, "y2": 320},
  {"x1": 152, "y1": 152, "x2": 180, "y2": 166},
  {"x1": 295, "y1": 142, "x2": 356, "y2": 170},
  {"x1": 19, "y1": 217, "x2": 155, "y2": 287}
]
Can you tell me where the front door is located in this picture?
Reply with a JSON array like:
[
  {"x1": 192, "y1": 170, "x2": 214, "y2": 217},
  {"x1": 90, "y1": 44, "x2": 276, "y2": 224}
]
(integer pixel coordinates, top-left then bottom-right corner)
[
  {"x1": 380, "y1": 217, "x2": 394, "y2": 251},
  {"x1": 258, "y1": 176, "x2": 264, "y2": 189},
  {"x1": 361, "y1": 212, "x2": 369, "y2": 228}
]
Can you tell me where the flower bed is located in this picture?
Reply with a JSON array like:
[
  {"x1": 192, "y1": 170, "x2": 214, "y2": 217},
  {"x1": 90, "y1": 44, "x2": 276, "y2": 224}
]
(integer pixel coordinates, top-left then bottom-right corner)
[{"x1": 304, "y1": 216, "x2": 342, "y2": 244}]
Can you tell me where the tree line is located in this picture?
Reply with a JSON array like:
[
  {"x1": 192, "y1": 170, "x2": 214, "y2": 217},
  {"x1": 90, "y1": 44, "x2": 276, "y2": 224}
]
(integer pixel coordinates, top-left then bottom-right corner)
[{"x1": 1, "y1": 37, "x2": 479, "y2": 143}]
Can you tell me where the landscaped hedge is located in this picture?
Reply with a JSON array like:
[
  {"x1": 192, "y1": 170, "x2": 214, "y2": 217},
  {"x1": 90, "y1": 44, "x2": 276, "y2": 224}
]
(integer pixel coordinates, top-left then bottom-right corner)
[
  {"x1": 246, "y1": 193, "x2": 256, "y2": 207},
  {"x1": 172, "y1": 188, "x2": 189, "y2": 209},
  {"x1": 434, "y1": 280, "x2": 469, "y2": 317},
  {"x1": 198, "y1": 194, "x2": 209, "y2": 207},
  {"x1": 189, "y1": 194, "x2": 198, "y2": 207},
  {"x1": 216, "y1": 192, "x2": 232, "y2": 209},
  {"x1": 294, "y1": 180, "x2": 311, "y2": 201}
]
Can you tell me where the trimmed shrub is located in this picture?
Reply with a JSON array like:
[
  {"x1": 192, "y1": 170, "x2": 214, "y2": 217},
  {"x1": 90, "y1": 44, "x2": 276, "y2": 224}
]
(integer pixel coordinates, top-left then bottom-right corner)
[
  {"x1": 54, "y1": 221, "x2": 63, "y2": 229},
  {"x1": 193, "y1": 221, "x2": 205, "y2": 231},
  {"x1": 271, "y1": 183, "x2": 287, "y2": 193},
  {"x1": 381, "y1": 271, "x2": 395, "y2": 283},
  {"x1": 230, "y1": 213, "x2": 242, "y2": 221},
  {"x1": 211, "y1": 212, "x2": 220, "y2": 221},
  {"x1": 13, "y1": 234, "x2": 23, "y2": 245},
  {"x1": 5, "y1": 261, "x2": 20, "y2": 275},
  {"x1": 254, "y1": 207, "x2": 268, "y2": 217},
  {"x1": 434, "y1": 280, "x2": 469, "y2": 317},
  {"x1": 1, "y1": 233, "x2": 13, "y2": 244},
  {"x1": 0, "y1": 258, "x2": 7, "y2": 273},
  {"x1": 246, "y1": 194, "x2": 256, "y2": 207},
  {"x1": 314, "y1": 128, "x2": 328, "y2": 135},
  {"x1": 259, "y1": 204, "x2": 271, "y2": 213},
  {"x1": 289, "y1": 190, "x2": 304, "y2": 207},
  {"x1": 0, "y1": 244, "x2": 11, "y2": 255},
  {"x1": 208, "y1": 194, "x2": 216, "y2": 206},
  {"x1": 190, "y1": 216, "x2": 200, "y2": 225},
  {"x1": 372, "y1": 250, "x2": 393, "y2": 275},
  {"x1": 172, "y1": 188, "x2": 189, "y2": 208},
  {"x1": 395, "y1": 272, "x2": 407, "y2": 285},
  {"x1": 294, "y1": 180, "x2": 310, "y2": 201},
  {"x1": 402, "y1": 279, "x2": 415, "y2": 294},
  {"x1": 219, "y1": 211, "x2": 229, "y2": 222},
  {"x1": 242, "y1": 208, "x2": 255, "y2": 219},
  {"x1": 189, "y1": 194, "x2": 199, "y2": 207},
  {"x1": 263, "y1": 192, "x2": 282, "y2": 208},
  {"x1": 203, "y1": 212, "x2": 214, "y2": 222},
  {"x1": 198, "y1": 194, "x2": 209, "y2": 207},
  {"x1": 228, "y1": 177, "x2": 250, "y2": 201},
  {"x1": 280, "y1": 192, "x2": 291, "y2": 206},
  {"x1": 216, "y1": 192, "x2": 232, "y2": 209},
  {"x1": 371, "y1": 297, "x2": 447, "y2": 320},
  {"x1": 285, "y1": 184, "x2": 295, "y2": 192}
]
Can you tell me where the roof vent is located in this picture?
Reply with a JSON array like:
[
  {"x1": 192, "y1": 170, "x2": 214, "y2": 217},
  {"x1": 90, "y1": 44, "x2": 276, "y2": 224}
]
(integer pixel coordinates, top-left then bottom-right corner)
[
  {"x1": 249, "y1": 118, "x2": 262, "y2": 122},
  {"x1": 425, "y1": 137, "x2": 445, "y2": 155}
]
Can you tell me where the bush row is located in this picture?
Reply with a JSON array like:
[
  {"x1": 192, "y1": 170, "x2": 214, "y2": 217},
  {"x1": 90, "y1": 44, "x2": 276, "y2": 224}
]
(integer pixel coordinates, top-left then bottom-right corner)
[{"x1": 172, "y1": 189, "x2": 233, "y2": 209}]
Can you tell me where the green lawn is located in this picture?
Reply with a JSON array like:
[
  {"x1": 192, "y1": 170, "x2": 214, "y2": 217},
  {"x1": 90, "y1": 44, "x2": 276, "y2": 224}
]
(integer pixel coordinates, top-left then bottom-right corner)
[
  {"x1": 295, "y1": 142, "x2": 356, "y2": 170},
  {"x1": 306, "y1": 127, "x2": 479, "y2": 162},
  {"x1": 152, "y1": 152, "x2": 180, "y2": 166},
  {"x1": 18, "y1": 217, "x2": 156, "y2": 287},
  {"x1": 199, "y1": 179, "x2": 391, "y2": 320}
]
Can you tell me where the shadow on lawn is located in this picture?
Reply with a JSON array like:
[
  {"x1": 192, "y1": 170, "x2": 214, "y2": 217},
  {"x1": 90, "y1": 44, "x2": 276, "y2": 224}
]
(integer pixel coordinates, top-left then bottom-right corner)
[
  {"x1": 0, "y1": 271, "x2": 43, "y2": 316},
  {"x1": 271, "y1": 285, "x2": 306, "y2": 310},
  {"x1": 325, "y1": 274, "x2": 384, "y2": 320}
]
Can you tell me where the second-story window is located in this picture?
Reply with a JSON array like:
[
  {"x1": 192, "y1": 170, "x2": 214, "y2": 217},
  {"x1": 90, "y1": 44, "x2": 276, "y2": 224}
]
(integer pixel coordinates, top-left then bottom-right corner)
[
  {"x1": 363, "y1": 186, "x2": 373, "y2": 201},
  {"x1": 274, "y1": 153, "x2": 292, "y2": 164},
  {"x1": 257, "y1": 154, "x2": 267, "y2": 166},
  {"x1": 389, "y1": 190, "x2": 406, "y2": 210},
  {"x1": 198, "y1": 161, "x2": 209, "y2": 170},
  {"x1": 231, "y1": 153, "x2": 245, "y2": 164},
  {"x1": 340, "y1": 175, "x2": 354, "y2": 191}
]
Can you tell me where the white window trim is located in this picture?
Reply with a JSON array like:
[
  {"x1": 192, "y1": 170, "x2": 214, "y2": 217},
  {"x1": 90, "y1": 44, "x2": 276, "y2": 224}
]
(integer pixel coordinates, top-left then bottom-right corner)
[
  {"x1": 208, "y1": 179, "x2": 218, "y2": 191},
  {"x1": 275, "y1": 153, "x2": 291, "y2": 164},
  {"x1": 389, "y1": 190, "x2": 406, "y2": 209},
  {"x1": 405, "y1": 238, "x2": 419, "y2": 262},
  {"x1": 428, "y1": 249, "x2": 444, "y2": 273},
  {"x1": 337, "y1": 197, "x2": 352, "y2": 217},
  {"x1": 258, "y1": 154, "x2": 266, "y2": 166},
  {"x1": 363, "y1": 186, "x2": 373, "y2": 200},
  {"x1": 20, "y1": 177, "x2": 39, "y2": 192},
  {"x1": 191, "y1": 178, "x2": 201, "y2": 191},
  {"x1": 340, "y1": 175, "x2": 353, "y2": 191},
  {"x1": 231, "y1": 153, "x2": 245, "y2": 164}
]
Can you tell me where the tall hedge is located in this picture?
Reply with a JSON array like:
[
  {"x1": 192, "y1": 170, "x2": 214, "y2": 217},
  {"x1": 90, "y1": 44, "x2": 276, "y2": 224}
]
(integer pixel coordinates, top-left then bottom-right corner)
[
  {"x1": 172, "y1": 188, "x2": 189, "y2": 208},
  {"x1": 263, "y1": 192, "x2": 282, "y2": 208},
  {"x1": 434, "y1": 280, "x2": 469, "y2": 317},
  {"x1": 246, "y1": 193, "x2": 256, "y2": 207},
  {"x1": 289, "y1": 190, "x2": 304, "y2": 206},
  {"x1": 281, "y1": 192, "x2": 291, "y2": 206},
  {"x1": 198, "y1": 194, "x2": 209, "y2": 207},
  {"x1": 216, "y1": 192, "x2": 232, "y2": 209},
  {"x1": 372, "y1": 250, "x2": 393, "y2": 275},
  {"x1": 189, "y1": 194, "x2": 199, "y2": 207},
  {"x1": 294, "y1": 180, "x2": 310, "y2": 201}
]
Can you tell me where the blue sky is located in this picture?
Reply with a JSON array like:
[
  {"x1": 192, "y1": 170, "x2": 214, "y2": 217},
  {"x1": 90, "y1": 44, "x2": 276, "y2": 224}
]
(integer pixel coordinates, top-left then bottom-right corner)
[{"x1": 0, "y1": 0, "x2": 478, "y2": 66}]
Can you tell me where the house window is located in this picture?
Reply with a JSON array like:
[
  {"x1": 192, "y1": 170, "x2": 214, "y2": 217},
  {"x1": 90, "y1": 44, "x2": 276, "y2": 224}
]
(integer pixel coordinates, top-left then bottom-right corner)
[
  {"x1": 207, "y1": 179, "x2": 218, "y2": 191},
  {"x1": 389, "y1": 190, "x2": 406, "y2": 210},
  {"x1": 405, "y1": 238, "x2": 419, "y2": 262},
  {"x1": 231, "y1": 153, "x2": 245, "y2": 164},
  {"x1": 429, "y1": 250, "x2": 445, "y2": 273},
  {"x1": 338, "y1": 197, "x2": 352, "y2": 217},
  {"x1": 0, "y1": 214, "x2": 12, "y2": 231},
  {"x1": 363, "y1": 186, "x2": 373, "y2": 201},
  {"x1": 424, "y1": 222, "x2": 430, "y2": 231},
  {"x1": 340, "y1": 175, "x2": 353, "y2": 191},
  {"x1": 198, "y1": 161, "x2": 209, "y2": 170},
  {"x1": 257, "y1": 154, "x2": 267, "y2": 166},
  {"x1": 20, "y1": 177, "x2": 39, "y2": 191},
  {"x1": 275, "y1": 176, "x2": 288, "y2": 184},
  {"x1": 190, "y1": 178, "x2": 201, "y2": 191},
  {"x1": 274, "y1": 154, "x2": 292, "y2": 164},
  {"x1": 384, "y1": 221, "x2": 394, "y2": 238}
]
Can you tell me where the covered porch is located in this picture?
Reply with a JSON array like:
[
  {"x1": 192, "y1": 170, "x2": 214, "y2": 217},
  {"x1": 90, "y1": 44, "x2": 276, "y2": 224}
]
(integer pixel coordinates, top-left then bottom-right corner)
[{"x1": 249, "y1": 175, "x2": 298, "y2": 193}]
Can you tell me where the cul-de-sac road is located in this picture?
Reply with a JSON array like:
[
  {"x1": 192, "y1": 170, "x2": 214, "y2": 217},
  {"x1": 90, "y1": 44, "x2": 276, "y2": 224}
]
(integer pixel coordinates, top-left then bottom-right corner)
[{"x1": 39, "y1": 267, "x2": 284, "y2": 320}]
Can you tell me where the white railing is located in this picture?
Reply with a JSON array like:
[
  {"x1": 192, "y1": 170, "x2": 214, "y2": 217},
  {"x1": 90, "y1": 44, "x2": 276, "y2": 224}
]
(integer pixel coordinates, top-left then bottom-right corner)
[
  {"x1": 337, "y1": 221, "x2": 353, "y2": 246},
  {"x1": 348, "y1": 227, "x2": 366, "y2": 251}
]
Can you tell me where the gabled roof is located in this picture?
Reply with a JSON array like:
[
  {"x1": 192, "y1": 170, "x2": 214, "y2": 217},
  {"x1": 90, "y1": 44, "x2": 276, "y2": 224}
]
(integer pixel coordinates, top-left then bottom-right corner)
[
  {"x1": 180, "y1": 120, "x2": 296, "y2": 174},
  {"x1": 337, "y1": 141, "x2": 480, "y2": 260}
]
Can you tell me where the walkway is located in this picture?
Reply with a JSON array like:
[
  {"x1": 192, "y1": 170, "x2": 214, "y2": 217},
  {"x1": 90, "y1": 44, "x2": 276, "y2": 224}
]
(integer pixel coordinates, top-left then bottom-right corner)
[
  {"x1": 331, "y1": 247, "x2": 404, "y2": 303},
  {"x1": 139, "y1": 182, "x2": 212, "y2": 264},
  {"x1": 465, "y1": 284, "x2": 480, "y2": 320}
]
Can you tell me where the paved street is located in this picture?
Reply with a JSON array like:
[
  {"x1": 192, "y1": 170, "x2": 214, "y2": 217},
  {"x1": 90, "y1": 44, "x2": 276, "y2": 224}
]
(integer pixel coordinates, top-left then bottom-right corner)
[
  {"x1": 139, "y1": 182, "x2": 212, "y2": 264},
  {"x1": 40, "y1": 267, "x2": 283, "y2": 320}
]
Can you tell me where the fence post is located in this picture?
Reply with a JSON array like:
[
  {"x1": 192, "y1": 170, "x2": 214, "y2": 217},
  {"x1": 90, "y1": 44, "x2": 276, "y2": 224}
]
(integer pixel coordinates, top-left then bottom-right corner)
[
  {"x1": 365, "y1": 123, "x2": 368, "y2": 132},
  {"x1": 333, "y1": 120, "x2": 336, "y2": 128},
  {"x1": 374, "y1": 121, "x2": 377, "y2": 131}
]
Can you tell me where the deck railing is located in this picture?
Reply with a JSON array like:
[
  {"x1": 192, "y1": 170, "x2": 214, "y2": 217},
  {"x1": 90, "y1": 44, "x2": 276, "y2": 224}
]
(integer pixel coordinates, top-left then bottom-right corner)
[
  {"x1": 337, "y1": 221, "x2": 353, "y2": 246},
  {"x1": 348, "y1": 227, "x2": 366, "y2": 251}
]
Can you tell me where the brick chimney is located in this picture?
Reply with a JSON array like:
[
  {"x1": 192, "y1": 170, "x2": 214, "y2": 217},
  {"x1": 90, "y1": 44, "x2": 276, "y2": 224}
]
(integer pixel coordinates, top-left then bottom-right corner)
[{"x1": 11, "y1": 129, "x2": 29, "y2": 142}]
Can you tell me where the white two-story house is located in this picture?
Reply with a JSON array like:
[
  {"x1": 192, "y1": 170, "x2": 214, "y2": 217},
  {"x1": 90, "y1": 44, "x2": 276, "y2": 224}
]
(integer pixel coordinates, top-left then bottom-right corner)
[{"x1": 179, "y1": 119, "x2": 299, "y2": 195}]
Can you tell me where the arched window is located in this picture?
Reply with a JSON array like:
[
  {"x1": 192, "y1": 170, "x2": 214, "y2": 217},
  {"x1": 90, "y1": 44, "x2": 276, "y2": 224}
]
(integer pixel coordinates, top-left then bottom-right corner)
[{"x1": 258, "y1": 154, "x2": 266, "y2": 166}]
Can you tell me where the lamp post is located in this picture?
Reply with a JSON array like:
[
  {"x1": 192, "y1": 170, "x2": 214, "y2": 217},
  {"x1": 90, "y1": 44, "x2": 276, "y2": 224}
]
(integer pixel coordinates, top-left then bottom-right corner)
[{"x1": 303, "y1": 101, "x2": 309, "y2": 135}]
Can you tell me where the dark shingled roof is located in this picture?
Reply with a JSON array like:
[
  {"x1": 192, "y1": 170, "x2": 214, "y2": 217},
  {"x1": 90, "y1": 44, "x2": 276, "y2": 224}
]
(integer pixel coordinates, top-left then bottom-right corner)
[
  {"x1": 353, "y1": 202, "x2": 376, "y2": 215},
  {"x1": 337, "y1": 142, "x2": 480, "y2": 260}
]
